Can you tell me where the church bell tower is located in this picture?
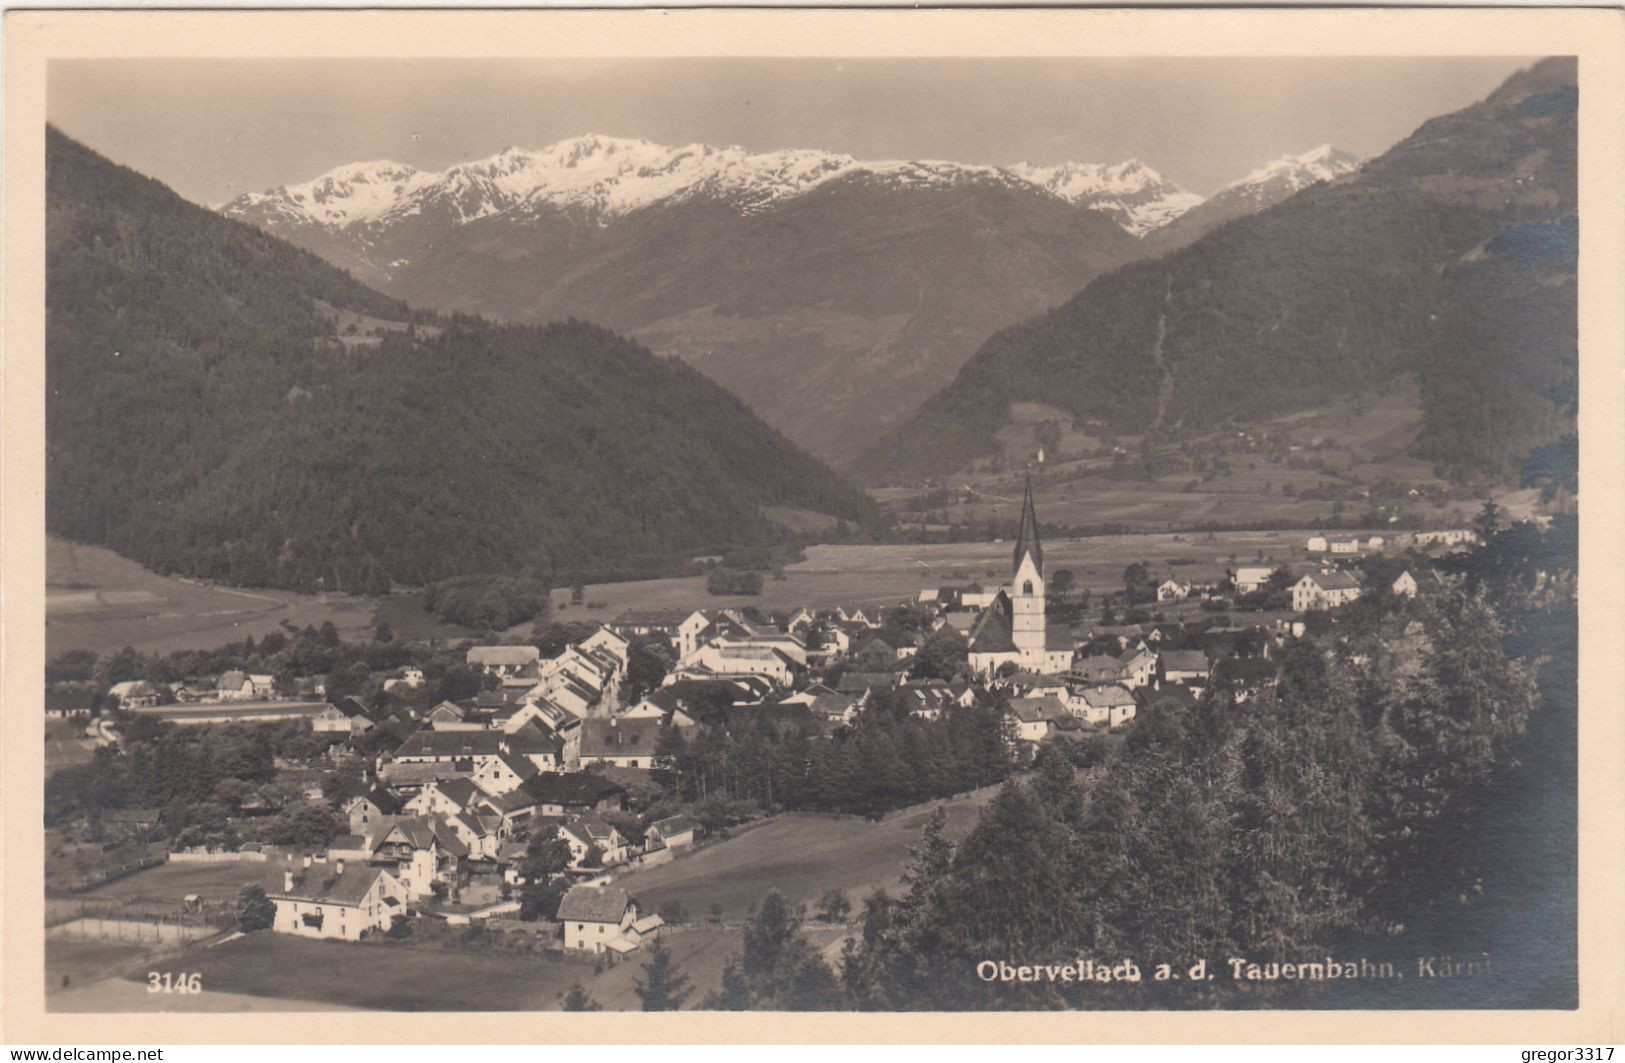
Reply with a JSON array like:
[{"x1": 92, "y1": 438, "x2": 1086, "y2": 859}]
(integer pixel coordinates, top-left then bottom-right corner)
[{"x1": 1010, "y1": 475, "x2": 1046, "y2": 653}]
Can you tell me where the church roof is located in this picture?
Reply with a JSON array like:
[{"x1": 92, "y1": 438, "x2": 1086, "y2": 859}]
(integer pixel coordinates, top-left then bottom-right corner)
[{"x1": 1013, "y1": 475, "x2": 1043, "y2": 575}]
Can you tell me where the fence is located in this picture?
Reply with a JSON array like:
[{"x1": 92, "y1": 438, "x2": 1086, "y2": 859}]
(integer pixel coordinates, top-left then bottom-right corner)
[
  {"x1": 168, "y1": 849, "x2": 270, "y2": 864},
  {"x1": 46, "y1": 916, "x2": 216, "y2": 946}
]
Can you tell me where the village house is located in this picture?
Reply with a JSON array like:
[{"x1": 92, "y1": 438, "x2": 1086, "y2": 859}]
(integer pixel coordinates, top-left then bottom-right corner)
[
  {"x1": 311, "y1": 702, "x2": 373, "y2": 735},
  {"x1": 646, "y1": 814, "x2": 697, "y2": 852},
  {"x1": 215, "y1": 671, "x2": 255, "y2": 701},
  {"x1": 1292, "y1": 571, "x2": 1364, "y2": 612},
  {"x1": 268, "y1": 862, "x2": 405, "y2": 942},
  {"x1": 338, "y1": 782, "x2": 405, "y2": 833},
  {"x1": 366, "y1": 817, "x2": 461, "y2": 899},
  {"x1": 107, "y1": 679, "x2": 162, "y2": 709},
  {"x1": 1233, "y1": 565, "x2": 1276, "y2": 595},
  {"x1": 1069, "y1": 654, "x2": 1125, "y2": 686},
  {"x1": 576, "y1": 716, "x2": 664, "y2": 770},
  {"x1": 504, "y1": 773, "x2": 627, "y2": 820},
  {"x1": 1413, "y1": 529, "x2": 1477, "y2": 547},
  {"x1": 1157, "y1": 578, "x2": 1192, "y2": 602},
  {"x1": 558, "y1": 885, "x2": 640, "y2": 954},
  {"x1": 403, "y1": 777, "x2": 485, "y2": 821},
  {"x1": 607, "y1": 608, "x2": 691, "y2": 639},
  {"x1": 559, "y1": 814, "x2": 628, "y2": 867},
  {"x1": 1329, "y1": 539, "x2": 1361, "y2": 556},
  {"x1": 1161, "y1": 649, "x2": 1212, "y2": 687},
  {"x1": 1006, "y1": 696, "x2": 1068, "y2": 743},
  {"x1": 1392, "y1": 570, "x2": 1419, "y2": 599},
  {"x1": 1075, "y1": 684, "x2": 1137, "y2": 729},
  {"x1": 466, "y1": 645, "x2": 541, "y2": 678},
  {"x1": 1117, "y1": 647, "x2": 1158, "y2": 688},
  {"x1": 1306, "y1": 535, "x2": 1330, "y2": 553},
  {"x1": 471, "y1": 751, "x2": 540, "y2": 794}
]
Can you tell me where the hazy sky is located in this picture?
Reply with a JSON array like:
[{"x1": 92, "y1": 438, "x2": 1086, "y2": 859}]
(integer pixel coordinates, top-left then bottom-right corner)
[{"x1": 48, "y1": 56, "x2": 1535, "y2": 205}]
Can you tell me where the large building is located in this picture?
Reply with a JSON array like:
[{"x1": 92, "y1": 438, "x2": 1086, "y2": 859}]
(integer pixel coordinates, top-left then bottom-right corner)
[{"x1": 968, "y1": 477, "x2": 1076, "y2": 677}]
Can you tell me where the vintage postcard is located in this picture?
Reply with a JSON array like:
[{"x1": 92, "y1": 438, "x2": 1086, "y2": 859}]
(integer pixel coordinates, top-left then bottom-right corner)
[{"x1": 3, "y1": 6, "x2": 1622, "y2": 1045}]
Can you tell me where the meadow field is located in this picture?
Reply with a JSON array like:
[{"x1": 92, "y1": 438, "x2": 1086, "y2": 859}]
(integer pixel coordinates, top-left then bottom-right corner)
[
  {"x1": 80, "y1": 857, "x2": 295, "y2": 906},
  {"x1": 46, "y1": 537, "x2": 378, "y2": 657},
  {"x1": 610, "y1": 788, "x2": 998, "y2": 925}
]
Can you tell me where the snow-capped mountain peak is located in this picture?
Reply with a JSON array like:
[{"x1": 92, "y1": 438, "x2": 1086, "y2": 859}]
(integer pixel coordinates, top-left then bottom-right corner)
[
  {"x1": 1224, "y1": 144, "x2": 1363, "y2": 197},
  {"x1": 226, "y1": 160, "x2": 434, "y2": 228},
  {"x1": 221, "y1": 135, "x2": 1355, "y2": 240},
  {"x1": 1004, "y1": 157, "x2": 1203, "y2": 235}
]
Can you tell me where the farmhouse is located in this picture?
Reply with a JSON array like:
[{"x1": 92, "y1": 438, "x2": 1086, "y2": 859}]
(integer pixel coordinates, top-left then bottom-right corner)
[
  {"x1": 216, "y1": 671, "x2": 255, "y2": 701},
  {"x1": 1292, "y1": 571, "x2": 1364, "y2": 612},
  {"x1": 1233, "y1": 566, "x2": 1276, "y2": 595},
  {"x1": 1392, "y1": 570, "x2": 1419, "y2": 599},
  {"x1": 466, "y1": 645, "x2": 541, "y2": 677},
  {"x1": 558, "y1": 885, "x2": 640, "y2": 954},
  {"x1": 1161, "y1": 650, "x2": 1211, "y2": 686},
  {"x1": 1157, "y1": 578, "x2": 1192, "y2": 602},
  {"x1": 269, "y1": 863, "x2": 405, "y2": 942}
]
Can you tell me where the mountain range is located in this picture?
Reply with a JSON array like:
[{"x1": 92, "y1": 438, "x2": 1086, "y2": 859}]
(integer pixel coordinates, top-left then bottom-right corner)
[
  {"x1": 849, "y1": 58, "x2": 1577, "y2": 485},
  {"x1": 46, "y1": 127, "x2": 874, "y2": 595},
  {"x1": 223, "y1": 137, "x2": 1361, "y2": 465}
]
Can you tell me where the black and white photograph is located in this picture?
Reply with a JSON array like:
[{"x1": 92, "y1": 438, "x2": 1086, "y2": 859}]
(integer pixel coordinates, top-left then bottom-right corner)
[{"x1": 5, "y1": 7, "x2": 1619, "y2": 1040}]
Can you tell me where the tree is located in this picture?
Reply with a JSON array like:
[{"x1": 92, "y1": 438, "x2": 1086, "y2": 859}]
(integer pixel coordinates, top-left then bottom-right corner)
[
  {"x1": 236, "y1": 885, "x2": 275, "y2": 933},
  {"x1": 1049, "y1": 569, "x2": 1076, "y2": 599},
  {"x1": 1473, "y1": 499, "x2": 1505, "y2": 543},
  {"x1": 634, "y1": 939, "x2": 693, "y2": 1011},
  {"x1": 561, "y1": 984, "x2": 603, "y2": 1012},
  {"x1": 910, "y1": 626, "x2": 968, "y2": 682},
  {"x1": 817, "y1": 889, "x2": 852, "y2": 924},
  {"x1": 571, "y1": 581, "x2": 587, "y2": 606}
]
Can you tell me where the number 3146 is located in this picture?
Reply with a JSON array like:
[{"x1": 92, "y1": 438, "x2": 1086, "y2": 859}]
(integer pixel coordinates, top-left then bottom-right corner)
[{"x1": 147, "y1": 972, "x2": 203, "y2": 994}]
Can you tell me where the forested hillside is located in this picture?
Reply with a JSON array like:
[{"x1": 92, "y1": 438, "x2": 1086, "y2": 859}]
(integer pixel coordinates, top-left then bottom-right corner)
[
  {"x1": 46, "y1": 128, "x2": 874, "y2": 594},
  {"x1": 852, "y1": 58, "x2": 1577, "y2": 485}
]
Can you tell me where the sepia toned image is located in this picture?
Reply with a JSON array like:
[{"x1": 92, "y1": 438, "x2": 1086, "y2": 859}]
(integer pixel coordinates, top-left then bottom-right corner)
[{"x1": 4, "y1": 7, "x2": 1620, "y2": 1043}]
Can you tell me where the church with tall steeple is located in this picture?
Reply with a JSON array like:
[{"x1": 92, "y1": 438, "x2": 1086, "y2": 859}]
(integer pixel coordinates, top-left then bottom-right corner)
[{"x1": 967, "y1": 475, "x2": 1077, "y2": 677}]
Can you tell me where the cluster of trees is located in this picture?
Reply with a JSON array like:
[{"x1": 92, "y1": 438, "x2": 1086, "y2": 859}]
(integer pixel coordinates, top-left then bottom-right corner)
[
  {"x1": 46, "y1": 719, "x2": 346, "y2": 850},
  {"x1": 852, "y1": 60, "x2": 1576, "y2": 487},
  {"x1": 46, "y1": 127, "x2": 875, "y2": 598},
  {"x1": 657, "y1": 690, "x2": 1011, "y2": 817},
  {"x1": 422, "y1": 574, "x2": 552, "y2": 631}
]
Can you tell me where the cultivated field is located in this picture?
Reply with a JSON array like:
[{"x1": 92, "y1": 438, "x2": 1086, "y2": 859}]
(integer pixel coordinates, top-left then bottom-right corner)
[
  {"x1": 46, "y1": 537, "x2": 378, "y2": 657},
  {"x1": 610, "y1": 789, "x2": 997, "y2": 925}
]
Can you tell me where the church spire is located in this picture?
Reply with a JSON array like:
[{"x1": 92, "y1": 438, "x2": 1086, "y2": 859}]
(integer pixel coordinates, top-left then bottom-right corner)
[{"x1": 1013, "y1": 474, "x2": 1042, "y2": 575}]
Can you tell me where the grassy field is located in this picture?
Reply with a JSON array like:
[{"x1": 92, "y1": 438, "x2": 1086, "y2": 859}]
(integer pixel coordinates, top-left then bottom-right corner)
[
  {"x1": 126, "y1": 934, "x2": 594, "y2": 1011},
  {"x1": 46, "y1": 537, "x2": 378, "y2": 657},
  {"x1": 46, "y1": 718, "x2": 96, "y2": 771},
  {"x1": 611, "y1": 790, "x2": 997, "y2": 925},
  {"x1": 82, "y1": 858, "x2": 295, "y2": 906}
]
